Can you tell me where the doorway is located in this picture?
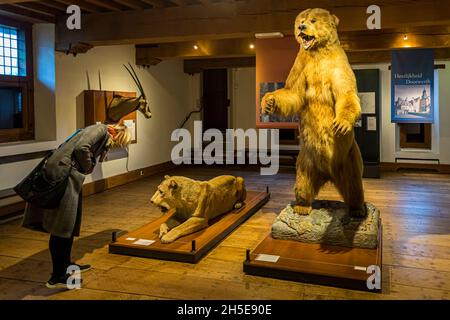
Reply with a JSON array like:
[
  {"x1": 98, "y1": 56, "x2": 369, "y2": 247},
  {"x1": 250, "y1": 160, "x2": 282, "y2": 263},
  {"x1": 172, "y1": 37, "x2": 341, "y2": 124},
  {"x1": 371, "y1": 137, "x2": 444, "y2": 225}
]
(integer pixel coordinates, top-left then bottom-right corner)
[{"x1": 202, "y1": 69, "x2": 229, "y2": 132}]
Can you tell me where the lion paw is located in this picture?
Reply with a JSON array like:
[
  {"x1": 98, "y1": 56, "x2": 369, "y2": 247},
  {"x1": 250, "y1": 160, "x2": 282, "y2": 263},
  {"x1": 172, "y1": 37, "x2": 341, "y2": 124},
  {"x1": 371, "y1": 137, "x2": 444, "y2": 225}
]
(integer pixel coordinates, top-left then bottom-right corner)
[
  {"x1": 293, "y1": 205, "x2": 312, "y2": 215},
  {"x1": 160, "y1": 234, "x2": 177, "y2": 244},
  {"x1": 261, "y1": 94, "x2": 276, "y2": 115},
  {"x1": 159, "y1": 224, "x2": 169, "y2": 239}
]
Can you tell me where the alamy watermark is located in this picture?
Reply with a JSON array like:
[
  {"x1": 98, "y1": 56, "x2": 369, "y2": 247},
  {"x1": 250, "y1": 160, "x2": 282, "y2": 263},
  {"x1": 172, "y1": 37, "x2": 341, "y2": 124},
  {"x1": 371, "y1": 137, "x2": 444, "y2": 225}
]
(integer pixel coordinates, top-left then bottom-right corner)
[
  {"x1": 66, "y1": 265, "x2": 82, "y2": 290},
  {"x1": 366, "y1": 265, "x2": 382, "y2": 290},
  {"x1": 65, "y1": 4, "x2": 381, "y2": 31},
  {"x1": 171, "y1": 121, "x2": 280, "y2": 176}
]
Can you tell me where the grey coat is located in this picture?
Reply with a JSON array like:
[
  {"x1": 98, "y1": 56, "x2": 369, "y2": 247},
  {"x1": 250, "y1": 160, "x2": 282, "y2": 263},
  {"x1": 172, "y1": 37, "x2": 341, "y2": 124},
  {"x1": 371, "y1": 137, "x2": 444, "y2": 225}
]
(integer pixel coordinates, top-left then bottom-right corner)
[{"x1": 22, "y1": 124, "x2": 110, "y2": 239}]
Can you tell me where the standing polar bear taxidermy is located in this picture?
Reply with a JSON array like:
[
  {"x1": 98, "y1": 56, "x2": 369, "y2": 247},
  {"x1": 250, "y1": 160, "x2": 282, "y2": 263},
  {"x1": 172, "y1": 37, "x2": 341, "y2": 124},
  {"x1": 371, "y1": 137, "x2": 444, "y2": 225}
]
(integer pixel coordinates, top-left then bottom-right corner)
[
  {"x1": 150, "y1": 175, "x2": 246, "y2": 243},
  {"x1": 262, "y1": 8, "x2": 366, "y2": 217}
]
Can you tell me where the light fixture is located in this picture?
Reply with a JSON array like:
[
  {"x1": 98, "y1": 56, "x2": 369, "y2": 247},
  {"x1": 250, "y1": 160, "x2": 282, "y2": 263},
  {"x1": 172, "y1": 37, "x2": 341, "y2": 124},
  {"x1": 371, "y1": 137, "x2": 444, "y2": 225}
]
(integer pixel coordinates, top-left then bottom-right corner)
[
  {"x1": 193, "y1": 45, "x2": 199, "y2": 50},
  {"x1": 255, "y1": 32, "x2": 285, "y2": 39},
  {"x1": 403, "y1": 34, "x2": 408, "y2": 41},
  {"x1": 249, "y1": 43, "x2": 255, "y2": 49}
]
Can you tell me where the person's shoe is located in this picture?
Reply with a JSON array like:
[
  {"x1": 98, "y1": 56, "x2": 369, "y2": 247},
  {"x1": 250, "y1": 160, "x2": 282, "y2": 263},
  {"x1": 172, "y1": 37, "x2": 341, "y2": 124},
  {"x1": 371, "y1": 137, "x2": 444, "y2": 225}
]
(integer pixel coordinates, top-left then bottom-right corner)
[
  {"x1": 69, "y1": 263, "x2": 91, "y2": 273},
  {"x1": 45, "y1": 274, "x2": 82, "y2": 289}
]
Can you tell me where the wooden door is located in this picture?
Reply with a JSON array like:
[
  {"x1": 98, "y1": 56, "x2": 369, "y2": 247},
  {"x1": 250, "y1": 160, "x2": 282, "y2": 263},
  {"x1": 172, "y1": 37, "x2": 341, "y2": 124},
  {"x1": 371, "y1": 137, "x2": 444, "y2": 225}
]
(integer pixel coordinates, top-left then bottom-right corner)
[{"x1": 202, "y1": 69, "x2": 229, "y2": 132}]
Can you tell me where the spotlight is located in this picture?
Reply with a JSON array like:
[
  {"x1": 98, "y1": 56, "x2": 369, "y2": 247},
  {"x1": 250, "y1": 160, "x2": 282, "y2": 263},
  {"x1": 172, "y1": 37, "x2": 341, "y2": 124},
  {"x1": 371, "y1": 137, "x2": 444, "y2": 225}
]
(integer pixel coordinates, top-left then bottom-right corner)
[
  {"x1": 193, "y1": 45, "x2": 199, "y2": 50},
  {"x1": 249, "y1": 43, "x2": 255, "y2": 49}
]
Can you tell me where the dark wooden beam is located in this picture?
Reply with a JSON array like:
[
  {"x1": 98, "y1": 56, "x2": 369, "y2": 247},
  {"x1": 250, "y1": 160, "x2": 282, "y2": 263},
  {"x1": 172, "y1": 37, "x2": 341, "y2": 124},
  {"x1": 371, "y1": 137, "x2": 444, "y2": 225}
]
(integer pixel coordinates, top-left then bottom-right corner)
[
  {"x1": 11, "y1": 2, "x2": 64, "y2": 16},
  {"x1": 184, "y1": 56, "x2": 256, "y2": 74},
  {"x1": 84, "y1": 0, "x2": 125, "y2": 11},
  {"x1": 111, "y1": 0, "x2": 151, "y2": 10},
  {"x1": 139, "y1": 0, "x2": 167, "y2": 8},
  {"x1": 39, "y1": 0, "x2": 73, "y2": 12},
  {"x1": 136, "y1": 38, "x2": 256, "y2": 64},
  {"x1": 55, "y1": 0, "x2": 450, "y2": 51},
  {"x1": 169, "y1": 0, "x2": 187, "y2": 7},
  {"x1": 54, "y1": 0, "x2": 104, "y2": 13},
  {"x1": 0, "y1": 3, "x2": 55, "y2": 22},
  {"x1": 348, "y1": 48, "x2": 450, "y2": 64}
]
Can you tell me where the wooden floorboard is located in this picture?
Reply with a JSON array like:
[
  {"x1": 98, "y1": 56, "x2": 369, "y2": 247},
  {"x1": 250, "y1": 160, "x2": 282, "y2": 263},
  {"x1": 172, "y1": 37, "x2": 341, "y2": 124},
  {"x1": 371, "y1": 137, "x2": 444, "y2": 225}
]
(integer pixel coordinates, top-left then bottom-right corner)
[{"x1": 0, "y1": 168, "x2": 449, "y2": 299}]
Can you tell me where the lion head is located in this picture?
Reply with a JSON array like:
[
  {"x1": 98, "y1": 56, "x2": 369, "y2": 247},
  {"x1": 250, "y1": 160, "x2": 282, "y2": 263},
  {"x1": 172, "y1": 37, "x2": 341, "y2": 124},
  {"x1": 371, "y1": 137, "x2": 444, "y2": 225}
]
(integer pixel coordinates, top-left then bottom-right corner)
[
  {"x1": 294, "y1": 8, "x2": 340, "y2": 51},
  {"x1": 150, "y1": 175, "x2": 180, "y2": 213}
]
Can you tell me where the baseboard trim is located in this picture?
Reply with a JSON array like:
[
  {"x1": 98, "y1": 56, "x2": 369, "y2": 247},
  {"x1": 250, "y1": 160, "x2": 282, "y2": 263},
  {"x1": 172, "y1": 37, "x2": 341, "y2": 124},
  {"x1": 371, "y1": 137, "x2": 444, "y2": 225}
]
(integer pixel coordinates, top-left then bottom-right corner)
[
  {"x1": 0, "y1": 161, "x2": 177, "y2": 223},
  {"x1": 381, "y1": 162, "x2": 450, "y2": 174},
  {"x1": 82, "y1": 161, "x2": 177, "y2": 197}
]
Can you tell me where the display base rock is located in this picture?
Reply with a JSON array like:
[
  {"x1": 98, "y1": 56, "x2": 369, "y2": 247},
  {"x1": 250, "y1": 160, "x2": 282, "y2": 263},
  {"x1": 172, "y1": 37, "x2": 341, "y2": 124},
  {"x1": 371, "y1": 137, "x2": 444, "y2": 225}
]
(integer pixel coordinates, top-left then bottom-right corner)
[{"x1": 272, "y1": 201, "x2": 380, "y2": 249}]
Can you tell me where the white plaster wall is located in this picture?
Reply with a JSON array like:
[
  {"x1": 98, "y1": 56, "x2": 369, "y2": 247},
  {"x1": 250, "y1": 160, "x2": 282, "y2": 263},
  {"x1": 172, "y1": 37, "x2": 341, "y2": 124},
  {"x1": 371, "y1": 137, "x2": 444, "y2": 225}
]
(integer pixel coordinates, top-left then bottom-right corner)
[{"x1": 0, "y1": 42, "x2": 197, "y2": 189}]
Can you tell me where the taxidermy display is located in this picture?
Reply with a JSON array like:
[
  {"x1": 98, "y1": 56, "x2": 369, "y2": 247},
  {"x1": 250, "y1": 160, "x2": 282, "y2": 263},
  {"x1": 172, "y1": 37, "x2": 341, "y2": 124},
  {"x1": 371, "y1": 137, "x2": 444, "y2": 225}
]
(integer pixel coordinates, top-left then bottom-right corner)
[
  {"x1": 106, "y1": 63, "x2": 152, "y2": 123},
  {"x1": 150, "y1": 175, "x2": 247, "y2": 243},
  {"x1": 261, "y1": 8, "x2": 365, "y2": 217}
]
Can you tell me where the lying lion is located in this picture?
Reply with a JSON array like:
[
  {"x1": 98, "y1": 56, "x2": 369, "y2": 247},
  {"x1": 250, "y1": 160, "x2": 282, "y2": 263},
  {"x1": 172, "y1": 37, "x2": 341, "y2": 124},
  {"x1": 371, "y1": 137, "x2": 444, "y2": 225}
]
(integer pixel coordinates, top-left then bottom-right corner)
[{"x1": 150, "y1": 175, "x2": 246, "y2": 243}]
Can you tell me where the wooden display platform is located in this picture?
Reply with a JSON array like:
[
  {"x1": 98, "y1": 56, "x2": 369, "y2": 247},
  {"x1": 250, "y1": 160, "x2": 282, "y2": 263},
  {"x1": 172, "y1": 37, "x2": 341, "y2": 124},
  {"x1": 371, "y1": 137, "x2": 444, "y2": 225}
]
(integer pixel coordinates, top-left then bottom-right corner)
[
  {"x1": 244, "y1": 220, "x2": 383, "y2": 292},
  {"x1": 109, "y1": 190, "x2": 270, "y2": 263}
]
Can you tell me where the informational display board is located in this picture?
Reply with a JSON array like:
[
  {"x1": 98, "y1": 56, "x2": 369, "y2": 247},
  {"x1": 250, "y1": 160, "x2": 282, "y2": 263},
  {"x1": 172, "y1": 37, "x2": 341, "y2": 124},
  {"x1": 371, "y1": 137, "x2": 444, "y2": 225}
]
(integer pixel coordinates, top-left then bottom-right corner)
[{"x1": 391, "y1": 49, "x2": 435, "y2": 123}]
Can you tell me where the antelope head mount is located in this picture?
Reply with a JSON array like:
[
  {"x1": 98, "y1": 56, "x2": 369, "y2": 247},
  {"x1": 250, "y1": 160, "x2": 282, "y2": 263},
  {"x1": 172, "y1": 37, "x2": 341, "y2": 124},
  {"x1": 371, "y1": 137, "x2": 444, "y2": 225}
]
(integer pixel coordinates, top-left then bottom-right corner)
[{"x1": 106, "y1": 63, "x2": 152, "y2": 123}]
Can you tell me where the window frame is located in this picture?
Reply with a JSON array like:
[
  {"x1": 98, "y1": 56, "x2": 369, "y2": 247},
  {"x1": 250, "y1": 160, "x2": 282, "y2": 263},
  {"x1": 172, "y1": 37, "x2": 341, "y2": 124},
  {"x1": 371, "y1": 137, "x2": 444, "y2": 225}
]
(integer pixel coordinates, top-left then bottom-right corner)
[
  {"x1": 399, "y1": 123, "x2": 432, "y2": 150},
  {"x1": 0, "y1": 16, "x2": 34, "y2": 143}
]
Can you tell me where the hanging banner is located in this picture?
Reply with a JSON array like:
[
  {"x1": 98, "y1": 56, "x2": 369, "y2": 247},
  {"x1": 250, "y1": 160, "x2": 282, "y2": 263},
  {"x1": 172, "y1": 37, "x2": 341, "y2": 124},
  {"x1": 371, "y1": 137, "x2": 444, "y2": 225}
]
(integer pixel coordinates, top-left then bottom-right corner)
[{"x1": 391, "y1": 49, "x2": 434, "y2": 123}]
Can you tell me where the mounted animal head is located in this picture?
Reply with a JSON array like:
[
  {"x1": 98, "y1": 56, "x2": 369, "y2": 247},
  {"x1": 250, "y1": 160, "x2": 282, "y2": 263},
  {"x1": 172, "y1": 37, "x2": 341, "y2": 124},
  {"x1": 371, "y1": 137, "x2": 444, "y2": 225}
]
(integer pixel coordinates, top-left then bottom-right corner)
[{"x1": 106, "y1": 63, "x2": 152, "y2": 123}]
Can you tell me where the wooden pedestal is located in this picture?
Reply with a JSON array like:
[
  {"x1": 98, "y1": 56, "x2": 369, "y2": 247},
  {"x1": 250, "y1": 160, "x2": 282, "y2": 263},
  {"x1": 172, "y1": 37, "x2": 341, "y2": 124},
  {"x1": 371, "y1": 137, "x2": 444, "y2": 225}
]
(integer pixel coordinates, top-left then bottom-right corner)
[
  {"x1": 244, "y1": 220, "x2": 383, "y2": 292},
  {"x1": 109, "y1": 191, "x2": 270, "y2": 263}
]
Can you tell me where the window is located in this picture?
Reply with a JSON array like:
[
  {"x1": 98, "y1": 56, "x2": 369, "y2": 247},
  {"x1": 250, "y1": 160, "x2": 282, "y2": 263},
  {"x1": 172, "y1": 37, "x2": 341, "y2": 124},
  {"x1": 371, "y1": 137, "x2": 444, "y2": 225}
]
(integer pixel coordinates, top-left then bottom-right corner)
[
  {"x1": 0, "y1": 25, "x2": 26, "y2": 76},
  {"x1": 0, "y1": 17, "x2": 33, "y2": 143}
]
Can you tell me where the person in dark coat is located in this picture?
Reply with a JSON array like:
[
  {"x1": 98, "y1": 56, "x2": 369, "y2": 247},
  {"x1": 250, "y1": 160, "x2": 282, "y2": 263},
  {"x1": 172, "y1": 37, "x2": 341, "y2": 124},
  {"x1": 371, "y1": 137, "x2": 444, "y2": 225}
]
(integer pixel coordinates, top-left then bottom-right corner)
[{"x1": 22, "y1": 123, "x2": 131, "y2": 289}]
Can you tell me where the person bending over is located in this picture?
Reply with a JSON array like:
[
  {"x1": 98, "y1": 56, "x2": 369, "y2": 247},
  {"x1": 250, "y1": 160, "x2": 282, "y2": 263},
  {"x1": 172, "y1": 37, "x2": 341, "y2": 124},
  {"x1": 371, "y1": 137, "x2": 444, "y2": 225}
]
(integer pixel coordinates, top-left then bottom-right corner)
[{"x1": 22, "y1": 123, "x2": 131, "y2": 289}]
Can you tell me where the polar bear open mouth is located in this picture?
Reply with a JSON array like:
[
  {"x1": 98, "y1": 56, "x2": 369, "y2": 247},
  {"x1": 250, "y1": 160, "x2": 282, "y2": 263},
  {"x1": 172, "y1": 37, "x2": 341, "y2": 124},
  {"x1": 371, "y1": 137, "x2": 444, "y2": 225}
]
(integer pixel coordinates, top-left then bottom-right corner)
[{"x1": 300, "y1": 32, "x2": 316, "y2": 50}]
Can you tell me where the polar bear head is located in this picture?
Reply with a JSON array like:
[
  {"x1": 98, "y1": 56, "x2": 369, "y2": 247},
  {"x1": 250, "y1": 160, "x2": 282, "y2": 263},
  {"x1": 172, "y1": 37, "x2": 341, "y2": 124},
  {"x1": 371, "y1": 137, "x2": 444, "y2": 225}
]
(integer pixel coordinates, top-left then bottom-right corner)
[{"x1": 295, "y1": 8, "x2": 340, "y2": 51}]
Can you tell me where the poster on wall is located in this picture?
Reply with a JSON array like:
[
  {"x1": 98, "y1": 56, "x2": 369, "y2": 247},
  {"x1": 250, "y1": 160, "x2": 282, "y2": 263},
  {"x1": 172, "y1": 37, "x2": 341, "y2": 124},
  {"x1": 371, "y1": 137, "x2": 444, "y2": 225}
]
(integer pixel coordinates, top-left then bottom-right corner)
[{"x1": 391, "y1": 49, "x2": 434, "y2": 123}]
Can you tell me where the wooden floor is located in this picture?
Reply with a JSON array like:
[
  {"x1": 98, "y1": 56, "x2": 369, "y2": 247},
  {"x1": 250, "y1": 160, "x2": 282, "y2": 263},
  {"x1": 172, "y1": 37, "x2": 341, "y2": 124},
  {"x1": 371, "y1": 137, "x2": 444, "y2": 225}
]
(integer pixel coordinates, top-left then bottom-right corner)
[{"x1": 0, "y1": 167, "x2": 449, "y2": 300}]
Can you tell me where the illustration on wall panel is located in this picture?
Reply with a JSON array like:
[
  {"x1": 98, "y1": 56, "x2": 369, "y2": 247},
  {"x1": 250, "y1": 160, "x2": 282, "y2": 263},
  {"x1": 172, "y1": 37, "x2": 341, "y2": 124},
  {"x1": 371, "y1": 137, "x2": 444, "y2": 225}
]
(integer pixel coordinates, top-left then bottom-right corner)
[{"x1": 259, "y1": 82, "x2": 299, "y2": 124}]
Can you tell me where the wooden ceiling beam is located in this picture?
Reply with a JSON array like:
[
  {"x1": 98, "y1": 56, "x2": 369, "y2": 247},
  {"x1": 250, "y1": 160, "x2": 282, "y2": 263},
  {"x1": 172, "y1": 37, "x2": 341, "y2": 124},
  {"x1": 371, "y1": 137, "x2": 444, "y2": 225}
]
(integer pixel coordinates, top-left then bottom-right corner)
[
  {"x1": 0, "y1": 3, "x2": 54, "y2": 22},
  {"x1": 55, "y1": 0, "x2": 450, "y2": 51},
  {"x1": 53, "y1": 0, "x2": 104, "y2": 13},
  {"x1": 111, "y1": 0, "x2": 151, "y2": 10},
  {"x1": 184, "y1": 57, "x2": 256, "y2": 74},
  {"x1": 136, "y1": 28, "x2": 450, "y2": 65},
  {"x1": 83, "y1": 0, "x2": 125, "y2": 11},
  {"x1": 11, "y1": 2, "x2": 65, "y2": 16},
  {"x1": 169, "y1": 0, "x2": 187, "y2": 7},
  {"x1": 139, "y1": 0, "x2": 167, "y2": 8},
  {"x1": 39, "y1": 0, "x2": 73, "y2": 12},
  {"x1": 136, "y1": 38, "x2": 256, "y2": 64},
  {"x1": 348, "y1": 47, "x2": 450, "y2": 64}
]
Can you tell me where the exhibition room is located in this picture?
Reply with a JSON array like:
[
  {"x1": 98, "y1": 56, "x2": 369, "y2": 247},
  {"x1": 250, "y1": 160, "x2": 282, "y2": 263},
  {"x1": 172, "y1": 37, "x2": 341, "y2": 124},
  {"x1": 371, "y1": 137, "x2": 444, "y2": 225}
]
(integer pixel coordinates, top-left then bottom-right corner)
[{"x1": 0, "y1": 0, "x2": 449, "y2": 302}]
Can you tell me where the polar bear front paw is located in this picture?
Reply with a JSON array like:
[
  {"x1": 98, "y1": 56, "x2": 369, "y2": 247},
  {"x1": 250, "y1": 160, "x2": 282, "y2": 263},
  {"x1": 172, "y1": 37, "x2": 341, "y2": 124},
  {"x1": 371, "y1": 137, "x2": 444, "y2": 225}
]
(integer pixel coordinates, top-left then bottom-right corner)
[
  {"x1": 332, "y1": 118, "x2": 352, "y2": 135},
  {"x1": 261, "y1": 94, "x2": 276, "y2": 115}
]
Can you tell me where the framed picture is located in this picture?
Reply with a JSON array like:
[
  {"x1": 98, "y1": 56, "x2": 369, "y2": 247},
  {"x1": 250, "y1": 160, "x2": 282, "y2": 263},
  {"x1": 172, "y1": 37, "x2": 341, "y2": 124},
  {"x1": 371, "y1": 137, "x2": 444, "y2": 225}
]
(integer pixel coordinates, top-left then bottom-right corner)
[
  {"x1": 257, "y1": 82, "x2": 299, "y2": 129},
  {"x1": 255, "y1": 37, "x2": 299, "y2": 129}
]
